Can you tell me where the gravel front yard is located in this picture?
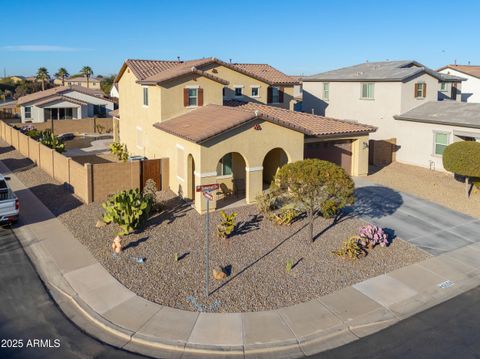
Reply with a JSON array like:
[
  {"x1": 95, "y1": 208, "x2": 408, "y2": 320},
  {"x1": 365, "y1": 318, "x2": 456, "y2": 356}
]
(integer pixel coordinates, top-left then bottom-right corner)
[
  {"x1": 368, "y1": 162, "x2": 480, "y2": 218},
  {"x1": 0, "y1": 142, "x2": 430, "y2": 312}
]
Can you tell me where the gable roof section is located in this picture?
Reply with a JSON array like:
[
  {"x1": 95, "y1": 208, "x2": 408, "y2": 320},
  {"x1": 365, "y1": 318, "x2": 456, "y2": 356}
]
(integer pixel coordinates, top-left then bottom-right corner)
[
  {"x1": 17, "y1": 85, "x2": 109, "y2": 106},
  {"x1": 438, "y1": 65, "x2": 480, "y2": 79},
  {"x1": 154, "y1": 101, "x2": 375, "y2": 144},
  {"x1": 303, "y1": 60, "x2": 465, "y2": 83},
  {"x1": 116, "y1": 57, "x2": 300, "y2": 86},
  {"x1": 231, "y1": 63, "x2": 300, "y2": 85},
  {"x1": 394, "y1": 101, "x2": 480, "y2": 129},
  {"x1": 34, "y1": 95, "x2": 88, "y2": 107}
]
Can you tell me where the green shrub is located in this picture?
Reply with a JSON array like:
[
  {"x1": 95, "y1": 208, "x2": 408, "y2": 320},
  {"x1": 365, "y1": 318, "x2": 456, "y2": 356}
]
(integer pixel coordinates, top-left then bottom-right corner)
[
  {"x1": 102, "y1": 189, "x2": 151, "y2": 235},
  {"x1": 271, "y1": 205, "x2": 300, "y2": 225},
  {"x1": 285, "y1": 259, "x2": 293, "y2": 273},
  {"x1": 216, "y1": 210, "x2": 237, "y2": 239},
  {"x1": 333, "y1": 236, "x2": 366, "y2": 260},
  {"x1": 39, "y1": 131, "x2": 65, "y2": 153},
  {"x1": 109, "y1": 142, "x2": 129, "y2": 162},
  {"x1": 443, "y1": 141, "x2": 480, "y2": 198},
  {"x1": 142, "y1": 179, "x2": 161, "y2": 213}
]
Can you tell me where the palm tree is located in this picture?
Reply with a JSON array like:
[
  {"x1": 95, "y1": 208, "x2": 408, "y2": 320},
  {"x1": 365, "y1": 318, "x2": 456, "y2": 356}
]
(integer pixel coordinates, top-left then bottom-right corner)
[
  {"x1": 36, "y1": 67, "x2": 50, "y2": 91},
  {"x1": 80, "y1": 66, "x2": 93, "y2": 88},
  {"x1": 55, "y1": 67, "x2": 69, "y2": 86}
]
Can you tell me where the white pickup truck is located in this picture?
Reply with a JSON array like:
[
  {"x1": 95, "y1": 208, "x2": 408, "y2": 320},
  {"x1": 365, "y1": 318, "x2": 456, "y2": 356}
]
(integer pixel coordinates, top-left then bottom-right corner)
[{"x1": 0, "y1": 174, "x2": 19, "y2": 224}]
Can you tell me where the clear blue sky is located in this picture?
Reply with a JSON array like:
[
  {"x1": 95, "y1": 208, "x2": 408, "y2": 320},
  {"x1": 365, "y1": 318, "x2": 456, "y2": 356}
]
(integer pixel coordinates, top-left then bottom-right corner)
[{"x1": 1, "y1": 0, "x2": 479, "y2": 77}]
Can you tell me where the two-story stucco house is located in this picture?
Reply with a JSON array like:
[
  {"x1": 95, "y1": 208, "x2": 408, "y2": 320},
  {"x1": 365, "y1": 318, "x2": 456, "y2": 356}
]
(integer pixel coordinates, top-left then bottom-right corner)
[
  {"x1": 17, "y1": 85, "x2": 114, "y2": 123},
  {"x1": 438, "y1": 65, "x2": 480, "y2": 103},
  {"x1": 302, "y1": 60, "x2": 469, "y2": 169},
  {"x1": 54, "y1": 76, "x2": 102, "y2": 90},
  {"x1": 115, "y1": 57, "x2": 376, "y2": 213}
]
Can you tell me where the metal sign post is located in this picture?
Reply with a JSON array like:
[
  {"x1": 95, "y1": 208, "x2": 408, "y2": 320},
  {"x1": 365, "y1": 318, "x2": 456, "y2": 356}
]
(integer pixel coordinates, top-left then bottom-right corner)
[
  {"x1": 196, "y1": 184, "x2": 218, "y2": 298},
  {"x1": 204, "y1": 192, "x2": 210, "y2": 297}
]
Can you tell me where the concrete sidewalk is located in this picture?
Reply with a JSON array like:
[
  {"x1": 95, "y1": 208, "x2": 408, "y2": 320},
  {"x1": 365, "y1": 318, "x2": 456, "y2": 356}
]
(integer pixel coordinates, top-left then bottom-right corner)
[{"x1": 5, "y1": 160, "x2": 480, "y2": 358}]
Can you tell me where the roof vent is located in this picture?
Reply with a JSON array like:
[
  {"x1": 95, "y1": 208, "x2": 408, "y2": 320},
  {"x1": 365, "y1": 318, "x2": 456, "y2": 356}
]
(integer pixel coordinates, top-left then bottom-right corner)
[
  {"x1": 254, "y1": 110, "x2": 259, "y2": 116},
  {"x1": 191, "y1": 66, "x2": 197, "y2": 71}
]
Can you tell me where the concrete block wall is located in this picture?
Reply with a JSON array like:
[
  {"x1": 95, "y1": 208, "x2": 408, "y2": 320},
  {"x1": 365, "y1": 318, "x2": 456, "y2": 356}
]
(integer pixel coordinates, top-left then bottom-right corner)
[
  {"x1": 31, "y1": 118, "x2": 113, "y2": 135},
  {"x1": 0, "y1": 121, "x2": 170, "y2": 205}
]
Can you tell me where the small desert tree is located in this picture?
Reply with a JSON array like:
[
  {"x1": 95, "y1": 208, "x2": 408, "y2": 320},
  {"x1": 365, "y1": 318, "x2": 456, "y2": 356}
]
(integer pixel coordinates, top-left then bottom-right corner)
[
  {"x1": 273, "y1": 159, "x2": 355, "y2": 242},
  {"x1": 443, "y1": 141, "x2": 480, "y2": 198}
]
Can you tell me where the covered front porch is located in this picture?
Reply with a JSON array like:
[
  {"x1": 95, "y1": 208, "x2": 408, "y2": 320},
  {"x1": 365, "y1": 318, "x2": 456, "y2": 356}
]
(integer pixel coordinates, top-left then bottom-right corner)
[{"x1": 44, "y1": 107, "x2": 80, "y2": 120}]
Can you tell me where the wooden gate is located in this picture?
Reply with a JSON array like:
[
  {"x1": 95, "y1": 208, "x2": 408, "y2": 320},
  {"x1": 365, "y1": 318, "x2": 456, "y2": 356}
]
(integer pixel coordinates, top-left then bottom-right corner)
[{"x1": 141, "y1": 159, "x2": 162, "y2": 190}]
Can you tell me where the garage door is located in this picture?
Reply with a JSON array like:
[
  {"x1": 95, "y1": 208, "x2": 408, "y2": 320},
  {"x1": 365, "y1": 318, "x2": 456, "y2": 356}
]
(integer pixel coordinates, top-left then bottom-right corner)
[{"x1": 304, "y1": 140, "x2": 352, "y2": 174}]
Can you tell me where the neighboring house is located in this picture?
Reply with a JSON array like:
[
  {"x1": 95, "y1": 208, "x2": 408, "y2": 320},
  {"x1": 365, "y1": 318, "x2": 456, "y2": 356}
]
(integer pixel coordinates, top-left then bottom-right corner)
[
  {"x1": 289, "y1": 75, "x2": 303, "y2": 111},
  {"x1": 0, "y1": 100, "x2": 20, "y2": 119},
  {"x1": 17, "y1": 85, "x2": 114, "y2": 123},
  {"x1": 302, "y1": 60, "x2": 464, "y2": 141},
  {"x1": 438, "y1": 65, "x2": 480, "y2": 103},
  {"x1": 110, "y1": 83, "x2": 119, "y2": 98},
  {"x1": 394, "y1": 101, "x2": 480, "y2": 170},
  {"x1": 115, "y1": 57, "x2": 376, "y2": 213},
  {"x1": 4, "y1": 76, "x2": 26, "y2": 84},
  {"x1": 54, "y1": 76, "x2": 102, "y2": 90}
]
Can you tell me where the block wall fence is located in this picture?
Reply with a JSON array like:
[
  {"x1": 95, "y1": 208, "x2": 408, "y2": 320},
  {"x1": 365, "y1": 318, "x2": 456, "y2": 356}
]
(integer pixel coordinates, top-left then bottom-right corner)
[{"x1": 0, "y1": 121, "x2": 169, "y2": 203}]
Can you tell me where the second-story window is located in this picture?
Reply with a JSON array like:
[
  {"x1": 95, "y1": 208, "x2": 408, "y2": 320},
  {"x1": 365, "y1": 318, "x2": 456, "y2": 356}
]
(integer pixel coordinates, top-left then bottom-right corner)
[
  {"x1": 272, "y1": 87, "x2": 280, "y2": 103},
  {"x1": 251, "y1": 86, "x2": 260, "y2": 97},
  {"x1": 415, "y1": 82, "x2": 426, "y2": 98},
  {"x1": 440, "y1": 82, "x2": 447, "y2": 91},
  {"x1": 143, "y1": 87, "x2": 149, "y2": 106},
  {"x1": 323, "y1": 82, "x2": 329, "y2": 100},
  {"x1": 234, "y1": 87, "x2": 243, "y2": 97},
  {"x1": 361, "y1": 83, "x2": 374, "y2": 99},
  {"x1": 188, "y1": 88, "x2": 198, "y2": 106}
]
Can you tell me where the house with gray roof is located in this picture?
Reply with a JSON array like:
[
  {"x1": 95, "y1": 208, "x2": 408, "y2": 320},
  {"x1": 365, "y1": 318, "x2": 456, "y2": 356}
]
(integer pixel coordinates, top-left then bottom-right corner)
[
  {"x1": 393, "y1": 101, "x2": 480, "y2": 171},
  {"x1": 17, "y1": 85, "x2": 114, "y2": 123},
  {"x1": 302, "y1": 60, "x2": 467, "y2": 169}
]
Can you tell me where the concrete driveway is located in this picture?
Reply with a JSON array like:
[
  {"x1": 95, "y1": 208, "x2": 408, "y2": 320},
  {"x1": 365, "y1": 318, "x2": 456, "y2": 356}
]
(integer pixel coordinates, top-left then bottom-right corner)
[{"x1": 350, "y1": 178, "x2": 480, "y2": 255}]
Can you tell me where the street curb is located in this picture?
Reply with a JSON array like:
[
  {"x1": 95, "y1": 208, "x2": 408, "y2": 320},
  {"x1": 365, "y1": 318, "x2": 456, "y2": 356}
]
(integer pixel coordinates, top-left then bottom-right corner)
[{"x1": 4, "y1": 156, "x2": 480, "y2": 358}]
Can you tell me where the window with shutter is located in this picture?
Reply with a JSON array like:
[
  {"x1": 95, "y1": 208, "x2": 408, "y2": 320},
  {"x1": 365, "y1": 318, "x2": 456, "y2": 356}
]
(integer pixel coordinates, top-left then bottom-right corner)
[{"x1": 267, "y1": 87, "x2": 273, "y2": 103}]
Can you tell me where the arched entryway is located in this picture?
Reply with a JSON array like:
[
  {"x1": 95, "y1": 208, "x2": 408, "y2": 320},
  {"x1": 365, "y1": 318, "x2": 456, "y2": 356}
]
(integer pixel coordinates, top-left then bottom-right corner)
[
  {"x1": 216, "y1": 152, "x2": 247, "y2": 208},
  {"x1": 262, "y1": 147, "x2": 289, "y2": 187},
  {"x1": 187, "y1": 154, "x2": 195, "y2": 201}
]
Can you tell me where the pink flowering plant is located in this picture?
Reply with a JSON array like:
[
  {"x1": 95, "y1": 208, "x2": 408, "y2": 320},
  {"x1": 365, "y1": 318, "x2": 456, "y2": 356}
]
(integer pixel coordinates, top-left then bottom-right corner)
[{"x1": 358, "y1": 224, "x2": 389, "y2": 248}]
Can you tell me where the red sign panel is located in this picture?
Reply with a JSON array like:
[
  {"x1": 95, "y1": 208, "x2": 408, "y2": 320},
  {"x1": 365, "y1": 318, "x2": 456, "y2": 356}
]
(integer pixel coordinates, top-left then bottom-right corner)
[{"x1": 196, "y1": 184, "x2": 220, "y2": 192}]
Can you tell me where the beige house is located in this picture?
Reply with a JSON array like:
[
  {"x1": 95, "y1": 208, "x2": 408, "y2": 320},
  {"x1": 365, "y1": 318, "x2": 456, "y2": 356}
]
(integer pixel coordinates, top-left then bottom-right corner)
[
  {"x1": 438, "y1": 64, "x2": 480, "y2": 103},
  {"x1": 54, "y1": 76, "x2": 102, "y2": 90},
  {"x1": 116, "y1": 57, "x2": 376, "y2": 213}
]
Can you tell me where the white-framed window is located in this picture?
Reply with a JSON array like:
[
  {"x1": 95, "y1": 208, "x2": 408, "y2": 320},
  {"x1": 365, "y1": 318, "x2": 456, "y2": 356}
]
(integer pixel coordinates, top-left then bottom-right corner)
[
  {"x1": 361, "y1": 83, "x2": 374, "y2": 99},
  {"x1": 92, "y1": 82, "x2": 96, "y2": 86},
  {"x1": 143, "y1": 87, "x2": 149, "y2": 106},
  {"x1": 251, "y1": 86, "x2": 260, "y2": 97},
  {"x1": 67, "y1": 82, "x2": 72, "y2": 85},
  {"x1": 136, "y1": 126, "x2": 144, "y2": 149},
  {"x1": 433, "y1": 131, "x2": 449, "y2": 156},
  {"x1": 271, "y1": 86, "x2": 280, "y2": 103},
  {"x1": 323, "y1": 82, "x2": 329, "y2": 100},
  {"x1": 440, "y1": 82, "x2": 447, "y2": 92},
  {"x1": 415, "y1": 82, "x2": 426, "y2": 98},
  {"x1": 234, "y1": 86, "x2": 243, "y2": 97},
  {"x1": 188, "y1": 88, "x2": 198, "y2": 106},
  {"x1": 217, "y1": 153, "x2": 233, "y2": 176},
  {"x1": 24, "y1": 106, "x2": 31, "y2": 119}
]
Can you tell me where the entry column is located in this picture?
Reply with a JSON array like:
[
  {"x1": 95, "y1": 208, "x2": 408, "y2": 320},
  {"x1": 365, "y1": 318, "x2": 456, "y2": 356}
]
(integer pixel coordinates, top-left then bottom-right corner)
[
  {"x1": 194, "y1": 172, "x2": 218, "y2": 214},
  {"x1": 245, "y1": 166, "x2": 263, "y2": 204}
]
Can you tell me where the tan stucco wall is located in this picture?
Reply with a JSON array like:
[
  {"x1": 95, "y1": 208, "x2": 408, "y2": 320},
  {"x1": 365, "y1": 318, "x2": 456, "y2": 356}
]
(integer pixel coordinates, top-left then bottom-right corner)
[
  {"x1": 400, "y1": 73, "x2": 438, "y2": 113},
  {"x1": 160, "y1": 75, "x2": 223, "y2": 121},
  {"x1": 145, "y1": 119, "x2": 304, "y2": 213},
  {"x1": 118, "y1": 67, "x2": 162, "y2": 158}
]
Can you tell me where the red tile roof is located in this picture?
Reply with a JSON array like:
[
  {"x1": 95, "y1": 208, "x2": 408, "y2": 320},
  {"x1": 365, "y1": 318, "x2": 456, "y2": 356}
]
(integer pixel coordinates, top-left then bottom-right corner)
[
  {"x1": 119, "y1": 58, "x2": 300, "y2": 86},
  {"x1": 154, "y1": 101, "x2": 375, "y2": 144},
  {"x1": 438, "y1": 64, "x2": 480, "y2": 79}
]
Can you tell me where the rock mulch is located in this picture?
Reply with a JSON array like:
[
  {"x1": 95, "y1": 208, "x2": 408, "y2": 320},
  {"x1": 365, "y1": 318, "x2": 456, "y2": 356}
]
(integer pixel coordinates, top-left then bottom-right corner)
[
  {"x1": 0, "y1": 142, "x2": 430, "y2": 312},
  {"x1": 368, "y1": 162, "x2": 480, "y2": 218}
]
